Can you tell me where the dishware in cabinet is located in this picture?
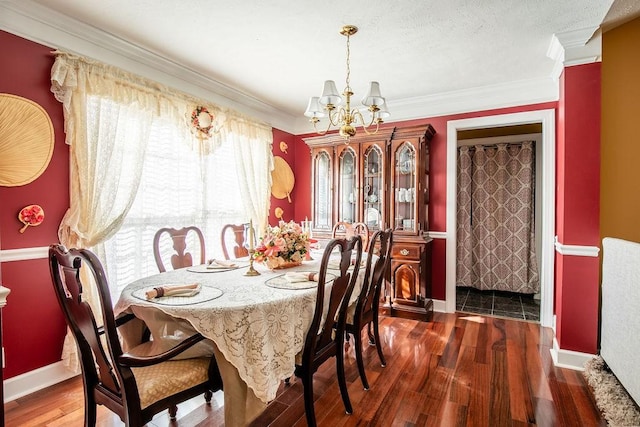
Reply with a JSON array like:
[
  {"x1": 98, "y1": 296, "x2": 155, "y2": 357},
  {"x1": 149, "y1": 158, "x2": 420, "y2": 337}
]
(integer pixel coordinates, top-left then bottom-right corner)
[
  {"x1": 389, "y1": 124, "x2": 434, "y2": 235},
  {"x1": 361, "y1": 142, "x2": 385, "y2": 232},
  {"x1": 335, "y1": 144, "x2": 359, "y2": 224}
]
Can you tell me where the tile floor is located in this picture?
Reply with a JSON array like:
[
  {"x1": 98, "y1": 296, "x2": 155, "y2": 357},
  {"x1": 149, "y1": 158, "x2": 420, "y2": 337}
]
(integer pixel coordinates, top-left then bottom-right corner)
[{"x1": 456, "y1": 286, "x2": 540, "y2": 322}]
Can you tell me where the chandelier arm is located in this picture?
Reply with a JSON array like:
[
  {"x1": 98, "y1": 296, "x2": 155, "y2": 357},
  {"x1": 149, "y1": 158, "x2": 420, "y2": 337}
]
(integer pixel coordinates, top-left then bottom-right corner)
[
  {"x1": 352, "y1": 109, "x2": 381, "y2": 136},
  {"x1": 327, "y1": 108, "x2": 342, "y2": 127}
]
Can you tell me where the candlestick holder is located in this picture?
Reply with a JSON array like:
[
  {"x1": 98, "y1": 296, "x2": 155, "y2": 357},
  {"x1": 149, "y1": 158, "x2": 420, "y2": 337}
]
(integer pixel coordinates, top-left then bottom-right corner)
[{"x1": 244, "y1": 249, "x2": 261, "y2": 276}]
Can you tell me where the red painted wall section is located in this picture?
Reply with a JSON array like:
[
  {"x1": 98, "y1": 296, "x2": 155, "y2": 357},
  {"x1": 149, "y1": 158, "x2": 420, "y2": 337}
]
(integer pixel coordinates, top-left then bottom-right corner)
[
  {"x1": 554, "y1": 63, "x2": 602, "y2": 354},
  {"x1": 291, "y1": 102, "x2": 557, "y2": 302},
  {"x1": 555, "y1": 255, "x2": 600, "y2": 353},
  {"x1": 0, "y1": 30, "x2": 69, "y2": 378},
  {"x1": 269, "y1": 128, "x2": 297, "y2": 226},
  {"x1": 559, "y1": 63, "x2": 601, "y2": 245},
  {"x1": 556, "y1": 73, "x2": 567, "y2": 240}
]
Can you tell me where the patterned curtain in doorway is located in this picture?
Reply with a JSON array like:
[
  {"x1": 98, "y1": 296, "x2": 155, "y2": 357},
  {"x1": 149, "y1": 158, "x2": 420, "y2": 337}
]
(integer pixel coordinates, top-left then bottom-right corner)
[{"x1": 456, "y1": 142, "x2": 539, "y2": 294}]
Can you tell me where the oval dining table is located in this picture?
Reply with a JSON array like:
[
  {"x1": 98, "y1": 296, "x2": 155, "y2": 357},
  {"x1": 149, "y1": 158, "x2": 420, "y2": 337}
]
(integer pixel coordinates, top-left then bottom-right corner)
[{"x1": 114, "y1": 250, "x2": 368, "y2": 426}]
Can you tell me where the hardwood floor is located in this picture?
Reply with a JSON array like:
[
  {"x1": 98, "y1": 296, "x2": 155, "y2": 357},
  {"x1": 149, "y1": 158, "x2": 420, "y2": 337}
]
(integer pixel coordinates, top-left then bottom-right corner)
[{"x1": 4, "y1": 313, "x2": 605, "y2": 426}]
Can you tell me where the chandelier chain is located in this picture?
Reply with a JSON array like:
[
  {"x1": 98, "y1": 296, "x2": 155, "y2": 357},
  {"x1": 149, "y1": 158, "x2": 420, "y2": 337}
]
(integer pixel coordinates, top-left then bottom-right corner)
[{"x1": 345, "y1": 32, "x2": 351, "y2": 93}]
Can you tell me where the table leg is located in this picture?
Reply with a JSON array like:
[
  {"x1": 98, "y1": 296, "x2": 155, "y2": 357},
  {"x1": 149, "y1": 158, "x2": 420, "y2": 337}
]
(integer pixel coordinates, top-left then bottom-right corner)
[{"x1": 211, "y1": 343, "x2": 267, "y2": 426}]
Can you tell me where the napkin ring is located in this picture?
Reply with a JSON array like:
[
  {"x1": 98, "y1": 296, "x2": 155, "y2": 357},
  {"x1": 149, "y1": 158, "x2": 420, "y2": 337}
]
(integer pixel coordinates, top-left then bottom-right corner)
[{"x1": 154, "y1": 287, "x2": 165, "y2": 297}]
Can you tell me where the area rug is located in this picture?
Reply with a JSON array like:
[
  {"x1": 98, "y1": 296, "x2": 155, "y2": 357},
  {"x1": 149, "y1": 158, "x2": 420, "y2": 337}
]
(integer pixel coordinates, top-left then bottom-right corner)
[{"x1": 583, "y1": 356, "x2": 640, "y2": 426}]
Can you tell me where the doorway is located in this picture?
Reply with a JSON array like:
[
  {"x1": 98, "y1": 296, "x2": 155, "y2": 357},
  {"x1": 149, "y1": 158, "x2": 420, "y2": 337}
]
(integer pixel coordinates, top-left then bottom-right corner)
[
  {"x1": 445, "y1": 110, "x2": 555, "y2": 328},
  {"x1": 455, "y1": 131, "x2": 542, "y2": 321}
]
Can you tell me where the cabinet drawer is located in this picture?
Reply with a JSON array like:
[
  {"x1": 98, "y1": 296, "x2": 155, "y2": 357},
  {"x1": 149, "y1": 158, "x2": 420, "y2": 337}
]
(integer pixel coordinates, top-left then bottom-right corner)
[{"x1": 391, "y1": 244, "x2": 422, "y2": 260}]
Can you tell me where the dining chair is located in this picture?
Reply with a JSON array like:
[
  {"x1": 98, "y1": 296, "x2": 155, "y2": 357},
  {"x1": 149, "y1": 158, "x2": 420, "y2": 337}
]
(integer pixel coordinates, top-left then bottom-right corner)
[
  {"x1": 48, "y1": 244, "x2": 222, "y2": 427},
  {"x1": 332, "y1": 221, "x2": 370, "y2": 250},
  {"x1": 294, "y1": 235, "x2": 363, "y2": 427},
  {"x1": 220, "y1": 223, "x2": 249, "y2": 260},
  {"x1": 345, "y1": 228, "x2": 393, "y2": 390},
  {"x1": 153, "y1": 226, "x2": 205, "y2": 272}
]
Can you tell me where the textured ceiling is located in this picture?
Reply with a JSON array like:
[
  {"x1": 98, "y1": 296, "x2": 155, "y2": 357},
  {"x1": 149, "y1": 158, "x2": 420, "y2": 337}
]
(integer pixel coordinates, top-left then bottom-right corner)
[{"x1": 3, "y1": 0, "x2": 640, "y2": 133}]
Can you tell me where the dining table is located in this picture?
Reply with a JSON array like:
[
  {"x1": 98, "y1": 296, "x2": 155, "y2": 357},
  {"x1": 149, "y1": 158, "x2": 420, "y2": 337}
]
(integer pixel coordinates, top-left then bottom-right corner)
[{"x1": 113, "y1": 249, "x2": 369, "y2": 427}]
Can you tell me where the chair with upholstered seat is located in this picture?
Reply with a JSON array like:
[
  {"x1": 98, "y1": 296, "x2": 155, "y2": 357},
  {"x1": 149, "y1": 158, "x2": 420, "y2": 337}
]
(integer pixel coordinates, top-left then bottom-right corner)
[
  {"x1": 345, "y1": 228, "x2": 393, "y2": 390},
  {"x1": 48, "y1": 244, "x2": 222, "y2": 427},
  {"x1": 153, "y1": 226, "x2": 205, "y2": 272},
  {"x1": 331, "y1": 221, "x2": 370, "y2": 250},
  {"x1": 220, "y1": 223, "x2": 250, "y2": 260},
  {"x1": 294, "y1": 235, "x2": 363, "y2": 427}
]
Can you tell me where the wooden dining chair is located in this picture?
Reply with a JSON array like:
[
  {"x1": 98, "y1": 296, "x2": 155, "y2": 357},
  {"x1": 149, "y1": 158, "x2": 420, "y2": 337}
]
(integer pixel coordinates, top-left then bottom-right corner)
[
  {"x1": 48, "y1": 244, "x2": 222, "y2": 427},
  {"x1": 332, "y1": 221, "x2": 370, "y2": 251},
  {"x1": 220, "y1": 223, "x2": 250, "y2": 260},
  {"x1": 345, "y1": 228, "x2": 393, "y2": 390},
  {"x1": 294, "y1": 235, "x2": 364, "y2": 427},
  {"x1": 153, "y1": 226, "x2": 205, "y2": 272}
]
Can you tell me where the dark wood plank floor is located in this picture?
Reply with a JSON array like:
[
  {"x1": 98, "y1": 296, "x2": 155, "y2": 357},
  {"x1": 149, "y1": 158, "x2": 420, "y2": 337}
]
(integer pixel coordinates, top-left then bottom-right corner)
[{"x1": 4, "y1": 312, "x2": 606, "y2": 426}]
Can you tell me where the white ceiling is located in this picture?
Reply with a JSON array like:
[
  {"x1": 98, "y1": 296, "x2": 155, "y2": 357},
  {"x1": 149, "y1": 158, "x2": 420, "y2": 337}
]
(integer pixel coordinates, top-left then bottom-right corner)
[{"x1": 2, "y1": 0, "x2": 640, "y2": 134}]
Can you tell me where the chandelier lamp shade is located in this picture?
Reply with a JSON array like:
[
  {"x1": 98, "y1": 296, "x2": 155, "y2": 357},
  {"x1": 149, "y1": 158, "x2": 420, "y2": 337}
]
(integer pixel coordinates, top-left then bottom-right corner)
[{"x1": 304, "y1": 25, "x2": 390, "y2": 139}]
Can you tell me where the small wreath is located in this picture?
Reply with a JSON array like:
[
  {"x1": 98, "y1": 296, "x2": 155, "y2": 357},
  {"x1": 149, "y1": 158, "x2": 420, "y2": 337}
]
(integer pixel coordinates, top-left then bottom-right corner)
[{"x1": 190, "y1": 106, "x2": 215, "y2": 139}]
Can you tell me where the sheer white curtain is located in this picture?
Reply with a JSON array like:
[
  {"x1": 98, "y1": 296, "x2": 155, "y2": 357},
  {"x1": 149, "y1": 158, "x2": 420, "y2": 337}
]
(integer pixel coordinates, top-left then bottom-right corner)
[
  {"x1": 228, "y1": 115, "x2": 274, "y2": 236},
  {"x1": 50, "y1": 52, "x2": 273, "y2": 371}
]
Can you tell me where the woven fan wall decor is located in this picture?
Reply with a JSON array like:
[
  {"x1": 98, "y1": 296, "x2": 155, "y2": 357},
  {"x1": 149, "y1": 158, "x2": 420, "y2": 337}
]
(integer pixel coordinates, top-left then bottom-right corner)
[
  {"x1": 271, "y1": 156, "x2": 295, "y2": 203},
  {"x1": 0, "y1": 93, "x2": 55, "y2": 186}
]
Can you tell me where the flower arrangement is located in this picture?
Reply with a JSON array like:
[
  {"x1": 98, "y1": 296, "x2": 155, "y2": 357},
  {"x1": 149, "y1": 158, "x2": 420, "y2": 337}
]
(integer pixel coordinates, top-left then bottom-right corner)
[{"x1": 253, "y1": 220, "x2": 310, "y2": 269}]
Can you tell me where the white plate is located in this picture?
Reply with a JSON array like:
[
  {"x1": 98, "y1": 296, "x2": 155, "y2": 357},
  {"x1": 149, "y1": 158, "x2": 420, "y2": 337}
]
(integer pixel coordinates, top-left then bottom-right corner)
[{"x1": 366, "y1": 207, "x2": 380, "y2": 225}]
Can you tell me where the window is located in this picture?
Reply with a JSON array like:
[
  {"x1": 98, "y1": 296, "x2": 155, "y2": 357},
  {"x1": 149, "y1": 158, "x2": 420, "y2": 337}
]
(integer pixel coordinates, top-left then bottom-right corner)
[{"x1": 102, "y1": 113, "x2": 249, "y2": 297}]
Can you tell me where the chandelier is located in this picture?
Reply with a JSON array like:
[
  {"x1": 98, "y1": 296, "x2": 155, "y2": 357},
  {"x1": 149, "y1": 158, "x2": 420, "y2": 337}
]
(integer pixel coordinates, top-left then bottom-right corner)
[{"x1": 304, "y1": 25, "x2": 389, "y2": 139}]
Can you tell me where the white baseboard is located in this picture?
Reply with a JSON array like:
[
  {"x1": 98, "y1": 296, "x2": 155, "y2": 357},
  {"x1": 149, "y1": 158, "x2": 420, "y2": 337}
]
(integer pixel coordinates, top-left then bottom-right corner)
[
  {"x1": 432, "y1": 299, "x2": 447, "y2": 313},
  {"x1": 550, "y1": 336, "x2": 595, "y2": 371},
  {"x1": 4, "y1": 361, "x2": 78, "y2": 403}
]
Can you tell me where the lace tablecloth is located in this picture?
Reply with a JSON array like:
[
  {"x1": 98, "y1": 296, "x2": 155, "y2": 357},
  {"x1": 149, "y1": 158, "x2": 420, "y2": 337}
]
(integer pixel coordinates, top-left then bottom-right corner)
[{"x1": 114, "y1": 254, "x2": 365, "y2": 405}]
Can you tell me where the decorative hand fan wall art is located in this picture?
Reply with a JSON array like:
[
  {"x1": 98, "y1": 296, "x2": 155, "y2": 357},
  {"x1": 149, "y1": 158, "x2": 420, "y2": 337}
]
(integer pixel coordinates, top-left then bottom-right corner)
[
  {"x1": 0, "y1": 93, "x2": 55, "y2": 186},
  {"x1": 271, "y1": 156, "x2": 295, "y2": 203}
]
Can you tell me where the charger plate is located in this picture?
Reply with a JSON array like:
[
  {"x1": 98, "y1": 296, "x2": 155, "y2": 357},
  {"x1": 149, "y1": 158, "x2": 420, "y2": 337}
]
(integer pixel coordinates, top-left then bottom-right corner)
[
  {"x1": 265, "y1": 272, "x2": 336, "y2": 290},
  {"x1": 132, "y1": 284, "x2": 223, "y2": 305},
  {"x1": 187, "y1": 264, "x2": 238, "y2": 273}
]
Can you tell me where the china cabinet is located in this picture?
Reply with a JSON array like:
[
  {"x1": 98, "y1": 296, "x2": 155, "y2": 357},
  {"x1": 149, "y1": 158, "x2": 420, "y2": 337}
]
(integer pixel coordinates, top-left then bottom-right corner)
[{"x1": 304, "y1": 124, "x2": 435, "y2": 321}]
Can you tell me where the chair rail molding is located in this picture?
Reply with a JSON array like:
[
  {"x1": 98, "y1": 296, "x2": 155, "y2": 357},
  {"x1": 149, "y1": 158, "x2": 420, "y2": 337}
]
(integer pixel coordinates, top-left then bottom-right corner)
[
  {"x1": 0, "y1": 247, "x2": 49, "y2": 262},
  {"x1": 554, "y1": 236, "x2": 600, "y2": 257}
]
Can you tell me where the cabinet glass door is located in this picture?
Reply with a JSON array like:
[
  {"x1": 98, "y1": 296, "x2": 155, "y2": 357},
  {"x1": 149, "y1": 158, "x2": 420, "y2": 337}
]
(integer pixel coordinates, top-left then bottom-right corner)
[
  {"x1": 393, "y1": 142, "x2": 417, "y2": 232},
  {"x1": 363, "y1": 145, "x2": 383, "y2": 231},
  {"x1": 313, "y1": 150, "x2": 332, "y2": 230},
  {"x1": 338, "y1": 148, "x2": 357, "y2": 223}
]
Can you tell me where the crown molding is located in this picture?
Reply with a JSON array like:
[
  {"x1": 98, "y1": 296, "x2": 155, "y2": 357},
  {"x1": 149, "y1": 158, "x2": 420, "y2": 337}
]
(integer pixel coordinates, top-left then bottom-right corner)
[
  {"x1": 547, "y1": 26, "x2": 602, "y2": 81},
  {"x1": 0, "y1": 0, "x2": 296, "y2": 132}
]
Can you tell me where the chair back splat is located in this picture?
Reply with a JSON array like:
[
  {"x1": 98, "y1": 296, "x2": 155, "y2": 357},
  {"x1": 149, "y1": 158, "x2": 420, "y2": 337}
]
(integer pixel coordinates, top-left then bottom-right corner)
[
  {"x1": 331, "y1": 221, "x2": 369, "y2": 250},
  {"x1": 153, "y1": 226, "x2": 205, "y2": 272},
  {"x1": 220, "y1": 223, "x2": 250, "y2": 260},
  {"x1": 294, "y1": 235, "x2": 363, "y2": 427},
  {"x1": 49, "y1": 244, "x2": 221, "y2": 426}
]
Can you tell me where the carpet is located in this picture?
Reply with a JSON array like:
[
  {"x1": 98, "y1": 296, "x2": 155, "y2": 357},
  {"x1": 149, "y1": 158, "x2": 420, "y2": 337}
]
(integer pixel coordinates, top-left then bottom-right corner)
[{"x1": 583, "y1": 356, "x2": 640, "y2": 426}]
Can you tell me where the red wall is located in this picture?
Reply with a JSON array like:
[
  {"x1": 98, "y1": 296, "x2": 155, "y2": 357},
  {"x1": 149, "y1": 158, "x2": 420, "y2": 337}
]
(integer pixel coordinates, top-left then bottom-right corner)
[
  {"x1": 0, "y1": 30, "x2": 69, "y2": 378},
  {"x1": 554, "y1": 63, "x2": 601, "y2": 353},
  {"x1": 269, "y1": 129, "x2": 298, "y2": 226}
]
